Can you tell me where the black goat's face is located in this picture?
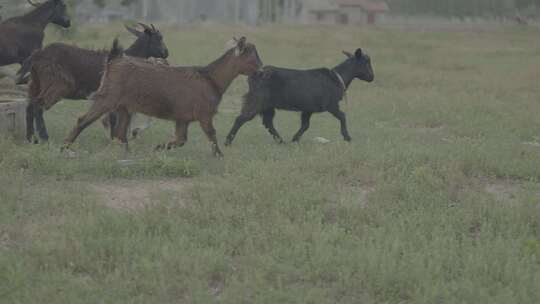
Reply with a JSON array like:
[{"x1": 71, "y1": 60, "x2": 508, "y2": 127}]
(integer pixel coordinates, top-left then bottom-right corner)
[
  {"x1": 127, "y1": 24, "x2": 169, "y2": 59},
  {"x1": 343, "y1": 48, "x2": 374, "y2": 83},
  {"x1": 144, "y1": 29, "x2": 169, "y2": 59},
  {"x1": 49, "y1": 0, "x2": 71, "y2": 28}
]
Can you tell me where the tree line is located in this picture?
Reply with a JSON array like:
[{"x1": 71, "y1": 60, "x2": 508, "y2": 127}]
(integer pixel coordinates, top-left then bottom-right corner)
[{"x1": 1, "y1": 0, "x2": 538, "y2": 20}]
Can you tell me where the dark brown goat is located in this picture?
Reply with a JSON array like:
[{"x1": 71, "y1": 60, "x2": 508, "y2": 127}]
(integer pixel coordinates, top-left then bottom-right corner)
[
  {"x1": 25, "y1": 23, "x2": 169, "y2": 142},
  {"x1": 0, "y1": 0, "x2": 70, "y2": 70},
  {"x1": 63, "y1": 37, "x2": 262, "y2": 157}
]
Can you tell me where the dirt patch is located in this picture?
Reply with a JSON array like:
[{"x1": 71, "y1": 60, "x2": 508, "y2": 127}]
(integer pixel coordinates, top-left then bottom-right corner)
[
  {"x1": 90, "y1": 179, "x2": 192, "y2": 212},
  {"x1": 325, "y1": 182, "x2": 376, "y2": 224},
  {"x1": 357, "y1": 185, "x2": 376, "y2": 208},
  {"x1": 375, "y1": 121, "x2": 445, "y2": 134},
  {"x1": 522, "y1": 141, "x2": 540, "y2": 148},
  {"x1": 340, "y1": 182, "x2": 376, "y2": 208},
  {"x1": 208, "y1": 276, "x2": 224, "y2": 298},
  {"x1": 483, "y1": 179, "x2": 521, "y2": 203},
  {"x1": 0, "y1": 230, "x2": 12, "y2": 250},
  {"x1": 482, "y1": 179, "x2": 540, "y2": 209},
  {"x1": 400, "y1": 123, "x2": 445, "y2": 133}
]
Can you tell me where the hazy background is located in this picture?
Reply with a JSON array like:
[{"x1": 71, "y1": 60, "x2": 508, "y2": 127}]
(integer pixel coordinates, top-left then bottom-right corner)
[
  {"x1": 2, "y1": 1, "x2": 540, "y2": 303},
  {"x1": 1, "y1": 0, "x2": 539, "y2": 26}
]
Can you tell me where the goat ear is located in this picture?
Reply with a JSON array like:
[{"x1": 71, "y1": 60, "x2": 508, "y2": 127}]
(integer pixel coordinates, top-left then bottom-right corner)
[
  {"x1": 355, "y1": 48, "x2": 363, "y2": 59},
  {"x1": 138, "y1": 22, "x2": 154, "y2": 34},
  {"x1": 342, "y1": 51, "x2": 353, "y2": 59},
  {"x1": 236, "y1": 36, "x2": 247, "y2": 54},
  {"x1": 125, "y1": 25, "x2": 142, "y2": 38}
]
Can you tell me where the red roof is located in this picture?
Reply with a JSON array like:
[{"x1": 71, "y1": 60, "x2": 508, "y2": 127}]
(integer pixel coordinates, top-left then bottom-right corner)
[{"x1": 335, "y1": 0, "x2": 389, "y2": 12}]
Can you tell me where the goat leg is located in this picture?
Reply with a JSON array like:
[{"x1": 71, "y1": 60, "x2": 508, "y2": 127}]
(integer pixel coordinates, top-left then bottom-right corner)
[
  {"x1": 112, "y1": 107, "x2": 131, "y2": 153},
  {"x1": 262, "y1": 108, "x2": 284, "y2": 144},
  {"x1": 292, "y1": 112, "x2": 312, "y2": 142},
  {"x1": 199, "y1": 119, "x2": 223, "y2": 158},
  {"x1": 34, "y1": 106, "x2": 49, "y2": 142},
  {"x1": 225, "y1": 111, "x2": 257, "y2": 146},
  {"x1": 64, "y1": 100, "x2": 112, "y2": 148},
  {"x1": 328, "y1": 108, "x2": 351, "y2": 142},
  {"x1": 106, "y1": 112, "x2": 118, "y2": 140},
  {"x1": 155, "y1": 121, "x2": 189, "y2": 151},
  {"x1": 25, "y1": 104, "x2": 37, "y2": 144},
  {"x1": 130, "y1": 114, "x2": 152, "y2": 139}
]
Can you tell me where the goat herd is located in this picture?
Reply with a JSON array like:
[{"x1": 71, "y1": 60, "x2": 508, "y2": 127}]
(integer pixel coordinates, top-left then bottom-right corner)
[{"x1": 1, "y1": 0, "x2": 375, "y2": 158}]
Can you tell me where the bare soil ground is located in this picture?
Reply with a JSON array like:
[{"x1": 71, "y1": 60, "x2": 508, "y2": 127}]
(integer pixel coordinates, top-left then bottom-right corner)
[{"x1": 90, "y1": 178, "x2": 193, "y2": 212}]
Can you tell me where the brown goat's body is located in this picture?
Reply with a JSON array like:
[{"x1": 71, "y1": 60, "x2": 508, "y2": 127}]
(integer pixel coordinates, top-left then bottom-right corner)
[
  {"x1": 96, "y1": 58, "x2": 220, "y2": 122},
  {"x1": 0, "y1": 22, "x2": 44, "y2": 66},
  {"x1": 30, "y1": 44, "x2": 108, "y2": 106},
  {"x1": 25, "y1": 24, "x2": 169, "y2": 142},
  {"x1": 64, "y1": 37, "x2": 263, "y2": 157}
]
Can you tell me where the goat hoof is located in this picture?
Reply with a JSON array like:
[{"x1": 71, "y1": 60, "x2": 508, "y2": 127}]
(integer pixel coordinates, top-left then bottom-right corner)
[
  {"x1": 27, "y1": 135, "x2": 39, "y2": 144},
  {"x1": 154, "y1": 144, "x2": 166, "y2": 151},
  {"x1": 60, "y1": 145, "x2": 77, "y2": 158},
  {"x1": 344, "y1": 136, "x2": 352, "y2": 142},
  {"x1": 212, "y1": 145, "x2": 224, "y2": 158},
  {"x1": 272, "y1": 136, "x2": 284, "y2": 144}
]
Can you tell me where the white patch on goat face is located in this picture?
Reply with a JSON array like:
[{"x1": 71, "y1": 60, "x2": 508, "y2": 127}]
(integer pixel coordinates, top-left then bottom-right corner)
[{"x1": 224, "y1": 39, "x2": 240, "y2": 56}]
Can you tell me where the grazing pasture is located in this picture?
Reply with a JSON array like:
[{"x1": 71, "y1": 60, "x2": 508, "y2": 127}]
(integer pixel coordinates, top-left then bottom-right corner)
[{"x1": 1, "y1": 24, "x2": 540, "y2": 303}]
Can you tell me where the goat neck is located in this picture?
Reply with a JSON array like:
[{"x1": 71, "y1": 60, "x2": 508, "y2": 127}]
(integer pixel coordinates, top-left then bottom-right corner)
[
  {"x1": 332, "y1": 61, "x2": 356, "y2": 89},
  {"x1": 19, "y1": 4, "x2": 54, "y2": 29},
  {"x1": 204, "y1": 50, "x2": 240, "y2": 97},
  {"x1": 124, "y1": 40, "x2": 149, "y2": 58}
]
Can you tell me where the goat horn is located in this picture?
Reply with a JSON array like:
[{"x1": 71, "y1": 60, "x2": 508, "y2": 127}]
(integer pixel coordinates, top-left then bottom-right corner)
[
  {"x1": 151, "y1": 24, "x2": 156, "y2": 31},
  {"x1": 138, "y1": 23, "x2": 152, "y2": 31},
  {"x1": 27, "y1": 0, "x2": 41, "y2": 7}
]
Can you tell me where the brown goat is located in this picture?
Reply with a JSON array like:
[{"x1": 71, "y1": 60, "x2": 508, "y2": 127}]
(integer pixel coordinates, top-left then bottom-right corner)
[
  {"x1": 25, "y1": 23, "x2": 169, "y2": 143},
  {"x1": 63, "y1": 37, "x2": 263, "y2": 157},
  {"x1": 0, "y1": 0, "x2": 70, "y2": 69}
]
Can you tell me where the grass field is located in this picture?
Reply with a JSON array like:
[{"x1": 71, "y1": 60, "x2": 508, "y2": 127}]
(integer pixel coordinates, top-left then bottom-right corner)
[{"x1": 1, "y1": 23, "x2": 540, "y2": 303}]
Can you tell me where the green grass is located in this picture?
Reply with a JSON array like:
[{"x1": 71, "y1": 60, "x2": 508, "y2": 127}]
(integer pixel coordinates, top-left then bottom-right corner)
[{"x1": 1, "y1": 24, "x2": 540, "y2": 303}]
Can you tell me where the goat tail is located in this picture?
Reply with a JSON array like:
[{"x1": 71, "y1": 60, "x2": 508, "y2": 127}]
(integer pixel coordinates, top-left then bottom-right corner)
[
  {"x1": 15, "y1": 50, "x2": 38, "y2": 85},
  {"x1": 93, "y1": 38, "x2": 122, "y2": 101},
  {"x1": 107, "y1": 38, "x2": 124, "y2": 64}
]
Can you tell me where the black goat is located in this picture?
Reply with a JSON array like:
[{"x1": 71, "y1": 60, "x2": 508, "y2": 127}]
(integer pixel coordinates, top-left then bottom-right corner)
[
  {"x1": 24, "y1": 23, "x2": 169, "y2": 142},
  {"x1": 225, "y1": 48, "x2": 374, "y2": 145},
  {"x1": 0, "y1": 0, "x2": 70, "y2": 71}
]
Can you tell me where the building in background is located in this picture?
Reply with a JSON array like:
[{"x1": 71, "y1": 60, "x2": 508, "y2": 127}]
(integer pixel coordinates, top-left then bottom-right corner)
[
  {"x1": 303, "y1": 0, "x2": 389, "y2": 25},
  {"x1": 302, "y1": 0, "x2": 340, "y2": 25}
]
